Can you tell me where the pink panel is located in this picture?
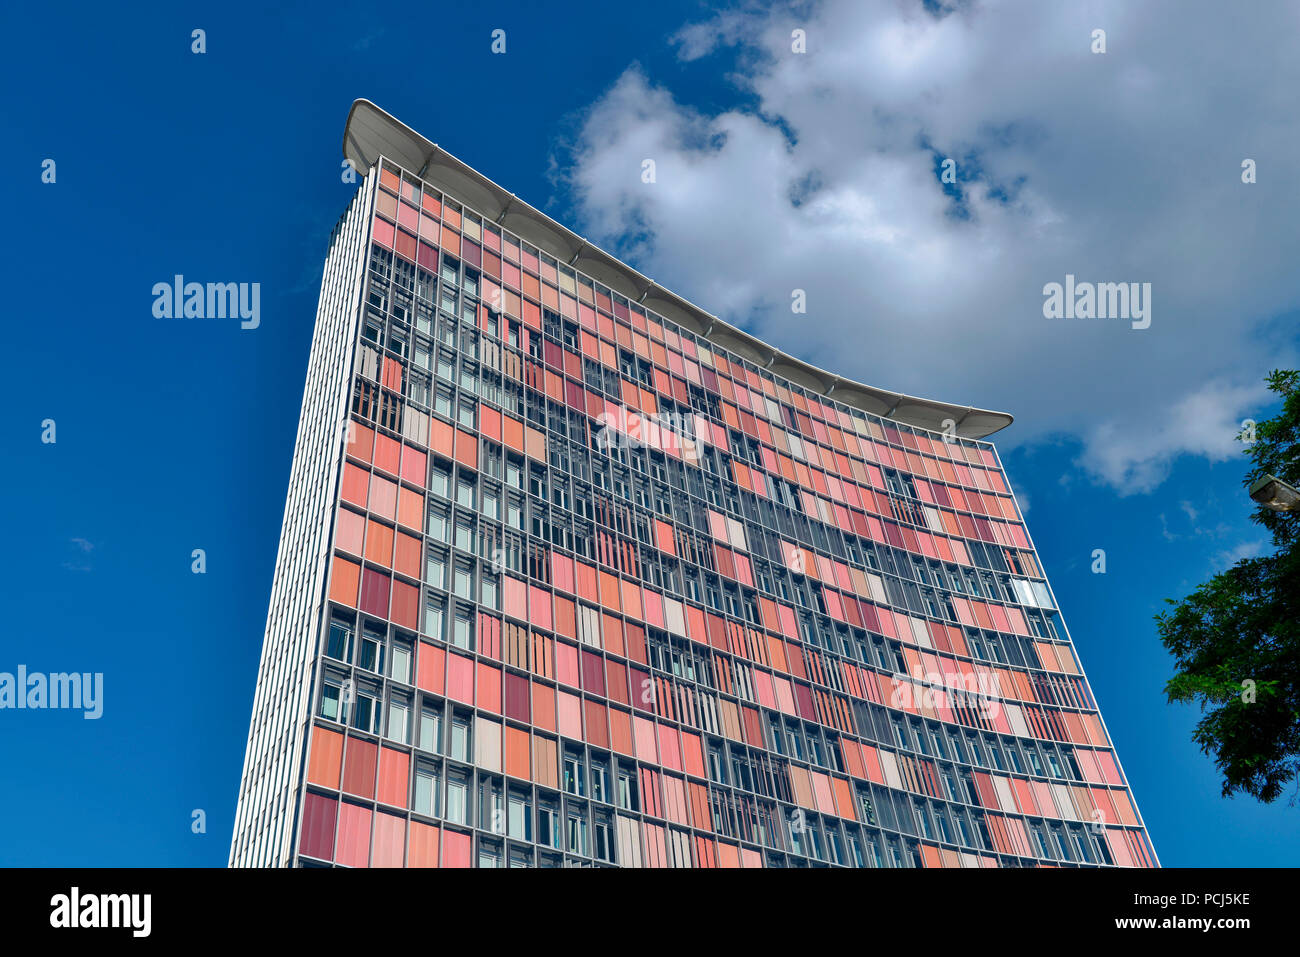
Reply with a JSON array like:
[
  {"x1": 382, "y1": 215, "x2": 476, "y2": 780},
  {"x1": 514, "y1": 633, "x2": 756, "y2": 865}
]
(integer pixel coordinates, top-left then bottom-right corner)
[{"x1": 336, "y1": 803, "x2": 373, "y2": 868}]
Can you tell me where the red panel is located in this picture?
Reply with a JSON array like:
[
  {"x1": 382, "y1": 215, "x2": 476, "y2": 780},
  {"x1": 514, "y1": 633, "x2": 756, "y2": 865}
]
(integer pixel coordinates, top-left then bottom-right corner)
[
  {"x1": 299, "y1": 792, "x2": 338, "y2": 862},
  {"x1": 342, "y1": 737, "x2": 377, "y2": 798},
  {"x1": 391, "y1": 579, "x2": 419, "y2": 630},
  {"x1": 359, "y1": 567, "x2": 391, "y2": 618}
]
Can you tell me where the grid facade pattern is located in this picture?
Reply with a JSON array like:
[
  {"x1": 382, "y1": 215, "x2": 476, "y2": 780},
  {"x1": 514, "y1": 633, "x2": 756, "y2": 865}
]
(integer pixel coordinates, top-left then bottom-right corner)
[{"x1": 234, "y1": 150, "x2": 1156, "y2": 869}]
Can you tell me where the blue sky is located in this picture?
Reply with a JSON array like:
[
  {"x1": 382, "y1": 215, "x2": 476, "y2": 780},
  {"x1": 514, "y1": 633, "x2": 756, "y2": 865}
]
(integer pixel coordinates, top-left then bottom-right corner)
[{"x1": 2, "y1": 0, "x2": 1297, "y2": 866}]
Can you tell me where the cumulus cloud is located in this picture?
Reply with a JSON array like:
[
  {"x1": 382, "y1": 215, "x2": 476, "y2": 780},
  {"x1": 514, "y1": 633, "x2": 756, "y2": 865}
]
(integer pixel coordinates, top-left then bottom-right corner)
[{"x1": 558, "y1": 0, "x2": 1299, "y2": 493}]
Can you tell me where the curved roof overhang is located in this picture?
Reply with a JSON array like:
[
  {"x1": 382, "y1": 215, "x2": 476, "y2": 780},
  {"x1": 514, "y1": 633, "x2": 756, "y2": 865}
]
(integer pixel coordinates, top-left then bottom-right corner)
[{"x1": 343, "y1": 99, "x2": 1013, "y2": 440}]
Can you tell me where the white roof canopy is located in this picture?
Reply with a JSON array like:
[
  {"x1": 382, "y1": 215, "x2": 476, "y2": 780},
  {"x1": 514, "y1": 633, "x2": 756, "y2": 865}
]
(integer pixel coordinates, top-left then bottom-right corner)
[{"x1": 343, "y1": 99, "x2": 1014, "y2": 440}]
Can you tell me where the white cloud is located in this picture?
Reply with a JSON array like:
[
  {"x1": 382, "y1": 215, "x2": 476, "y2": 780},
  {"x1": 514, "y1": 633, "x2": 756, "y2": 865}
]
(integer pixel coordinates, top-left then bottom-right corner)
[
  {"x1": 1075, "y1": 378, "x2": 1269, "y2": 493},
  {"x1": 559, "y1": 0, "x2": 1299, "y2": 494},
  {"x1": 1211, "y1": 539, "x2": 1268, "y2": 572}
]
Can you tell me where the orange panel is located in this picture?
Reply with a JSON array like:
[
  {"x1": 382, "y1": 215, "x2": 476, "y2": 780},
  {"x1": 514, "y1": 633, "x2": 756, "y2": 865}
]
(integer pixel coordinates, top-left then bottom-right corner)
[
  {"x1": 328, "y1": 555, "x2": 360, "y2": 607},
  {"x1": 454, "y1": 428, "x2": 478, "y2": 470},
  {"x1": 364, "y1": 519, "x2": 394, "y2": 568},
  {"x1": 397, "y1": 487, "x2": 423, "y2": 531},
  {"x1": 408, "y1": 821, "x2": 440, "y2": 868},
  {"x1": 393, "y1": 531, "x2": 422, "y2": 579},
  {"x1": 306, "y1": 726, "x2": 343, "y2": 789},
  {"x1": 505, "y1": 726, "x2": 531, "y2": 780},
  {"x1": 502, "y1": 415, "x2": 524, "y2": 453}
]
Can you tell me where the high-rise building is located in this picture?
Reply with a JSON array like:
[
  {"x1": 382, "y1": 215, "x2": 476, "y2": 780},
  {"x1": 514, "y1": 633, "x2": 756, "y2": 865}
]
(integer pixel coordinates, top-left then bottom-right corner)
[{"x1": 230, "y1": 101, "x2": 1157, "y2": 868}]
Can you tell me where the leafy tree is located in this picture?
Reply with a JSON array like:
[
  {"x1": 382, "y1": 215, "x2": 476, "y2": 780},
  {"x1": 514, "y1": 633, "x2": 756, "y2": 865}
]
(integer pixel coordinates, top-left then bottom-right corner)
[{"x1": 1157, "y1": 370, "x2": 1300, "y2": 804}]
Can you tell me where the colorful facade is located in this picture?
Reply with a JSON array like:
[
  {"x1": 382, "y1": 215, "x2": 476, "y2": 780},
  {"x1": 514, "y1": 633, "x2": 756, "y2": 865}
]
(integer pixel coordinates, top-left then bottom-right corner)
[{"x1": 229, "y1": 101, "x2": 1157, "y2": 868}]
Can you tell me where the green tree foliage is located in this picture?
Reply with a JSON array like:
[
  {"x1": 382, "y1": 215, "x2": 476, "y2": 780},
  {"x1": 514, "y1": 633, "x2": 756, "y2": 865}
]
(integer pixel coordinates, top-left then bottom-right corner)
[{"x1": 1157, "y1": 370, "x2": 1300, "y2": 803}]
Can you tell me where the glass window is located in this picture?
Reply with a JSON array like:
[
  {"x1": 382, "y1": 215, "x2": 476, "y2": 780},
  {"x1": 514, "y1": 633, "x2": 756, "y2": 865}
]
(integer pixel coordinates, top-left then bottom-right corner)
[
  {"x1": 413, "y1": 765, "x2": 441, "y2": 817},
  {"x1": 419, "y1": 706, "x2": 442, "y2": 753},
  {"x1": 390, "y1": 643, "x2": 411, "y2": 684},
  {"x1": 387, "y1": 698, "x2": 408, "y2": 744},
  {"x1": 450, "y1": 716, "x2": 470, "y2": 762},
  {"x1": 325, "y1": 622, "x2": 353, "y2": 662}
]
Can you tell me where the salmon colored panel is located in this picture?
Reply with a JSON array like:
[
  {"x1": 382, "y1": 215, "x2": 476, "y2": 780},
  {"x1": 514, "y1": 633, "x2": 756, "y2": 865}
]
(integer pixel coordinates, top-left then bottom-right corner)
[
  {"x1": 377, "y1": 747, "x2": 409, "y2": 808},
  {"x1": 602, "y1": 612, "x2": 625, "y2": 657},
  {"x1": 417, "y1": 641, "x2": 445, "y2": 694},
  {"x1": 446, "y1": 652, "x2": 474, "y2": 703},
  {"x1": 557, "y1": 690, "x2": 582, "y2": 740},
  {"x1": 454, "y1": 428, "x2": 478, "y2": 470},
  {"x1": 400, "y1": 445, "x2": 427, "y2": 488},
  {"x1": 431, "y1": 418, "x2": 454, "y2": 457},
  {"x1": 502, "y1": 415, "x2": 524, "y2": 453},
  {"x1": 479, "y1": 404, "x2": 502, "y2": 441},
  {"x1": 341, "y1": 463, "x2": 369, "y2": 507},
  {"x1": 439, "y1": 225, "x2": 461, "y2": 258},
  {"x1": 525, "y1": 426, "x2": 546, "y2": 462},
  {"x1": 328, "y1": 555, "x2": 360, "y2": 607},
  {"x1": 681, "y1": 732, "x2": 705, "y2": 779},
  {"x1": 657, "y1": 724, "x2": 683, "y2": 772},
  {"x1": 335, "y1": 802, "x2": 372, "y2": 868},
  {"x1": 584, "y1": 699, "x2": 610, "y2": 749},
  {"x1": 441, "y1": 829, "x2": 471, "y2": 868},
  {"x1": 373, "y1": 433, "x2": 401, "y2": 477},
  {"x1": 529, "y1": 585, "x2": 553, "y2": 632},
  {"x1": 335, "y1": 508, "x2": 365, "y2": 556},
  {"x1": 365, "y1": 519, "x2": 394, "y2": 568},
  {"x1": 307, "y1": 726, "x2": 344, "y2": 789},
  {"x1": 610, "y1": 709, "x2": 634, "y2": 756},
  {"x1": 634, "y1": 716, "x2": 659, "y2": 764},
  {"x1": 391, "y1": 579, "x2": 419, "y2": 630},
  {"x1": 553, "y1": 597, "x2": 576, "y2": 639},
  {"x1": 598, "y1": 572, "x2": 621, "y2": 612},
  {"x1": 397, "y1": 487, "x2": 423, "y2": 531},
  {"x1": 532, "y1": 681, "x2": 556, "y2": 732},
  {"x1": 368, "y1": 474, "x2": 397, "y2": 521},
  {"x1": 394, "y1": 531, "x2": 422, "y2": 579},
  {"x1": 342, "y1": 737, "x2": 377, "y2": 798},
  {"x1": 476, "y1": 661, "x2": 502, "y2": 715},
  {"x1": 371, "y1": 811, "x2": 406, "y2": 868},
  {"x1": 555, "y1": 642, "x2": 579, "y2": 688},
  {"x1": 408, "y1": 821, "x2": 440, "y2": 868},
  {"x1": 346, "y1": 422, "x2": 375, "y2": 463}
]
